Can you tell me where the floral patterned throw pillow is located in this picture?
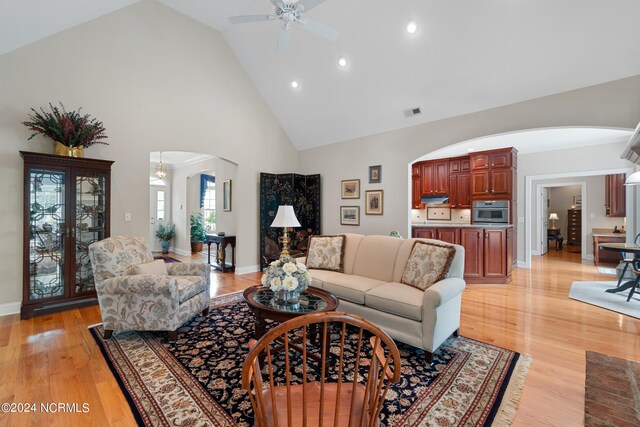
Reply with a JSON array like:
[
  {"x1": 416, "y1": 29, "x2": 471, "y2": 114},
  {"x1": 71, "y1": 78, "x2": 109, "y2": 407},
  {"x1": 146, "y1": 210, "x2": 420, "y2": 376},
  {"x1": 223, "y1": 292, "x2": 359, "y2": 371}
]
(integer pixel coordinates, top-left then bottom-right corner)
[
  {"x1": 305, "y1": 235, "x2": 345, "y2": 272},
  {"x1": 401, "y1": 241, "x2": 456, "y2": 290}
]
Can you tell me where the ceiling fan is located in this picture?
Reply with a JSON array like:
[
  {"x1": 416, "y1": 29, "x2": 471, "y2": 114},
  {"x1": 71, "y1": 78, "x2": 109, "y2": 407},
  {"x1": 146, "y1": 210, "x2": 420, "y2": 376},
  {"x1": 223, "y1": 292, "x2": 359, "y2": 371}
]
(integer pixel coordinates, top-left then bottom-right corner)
[{"x1": 229, "y1": 0, "x2": 339, "y2": 52}]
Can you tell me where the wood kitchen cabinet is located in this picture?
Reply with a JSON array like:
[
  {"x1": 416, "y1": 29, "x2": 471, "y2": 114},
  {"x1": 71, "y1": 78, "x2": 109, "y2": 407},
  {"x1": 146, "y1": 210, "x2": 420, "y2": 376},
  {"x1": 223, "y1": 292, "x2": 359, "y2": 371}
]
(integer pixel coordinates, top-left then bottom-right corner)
[
  {"x1": 421, "y1": 159, "x2": 449, "y2": 195},
  {"x1": 459, "y1": 227, "x2": 511, "y2": 283},
  {"x1": 449, "y1": 174, "x2": 471, "y2": 208},
  {"x1": 412, "y1": 228, "x2": 436, "y2": 239},
  {"x1": 449, "y1": 156, "x2": 470, "y2": 174},
  {"x1": 449, "y1": 156, "x2": 471, "y2": 209},
  {"x1": 484, "y1": 229, "x2": 507, "y2": 278},
  {"x1": 470, "y1": 166, "x2": 513, "y2": 198},
  {"x1": 414, "y1": 226, "x2": 513, "y2": 284},
  {"x1": 605, "y1": 173, "x2": 626, "y2": 217},
  {"x1": 470, "y1": 148, "x2": 517, "y2": 200},
  {"x1": 436, "y1": 228, "x2": 460, "y2": 245},
  {"x1": 459, "y1": 228, "x2": 484, "y2": 279},
  {"x1": 593, "y1": 234, "x2": 625, "y2": 265}
]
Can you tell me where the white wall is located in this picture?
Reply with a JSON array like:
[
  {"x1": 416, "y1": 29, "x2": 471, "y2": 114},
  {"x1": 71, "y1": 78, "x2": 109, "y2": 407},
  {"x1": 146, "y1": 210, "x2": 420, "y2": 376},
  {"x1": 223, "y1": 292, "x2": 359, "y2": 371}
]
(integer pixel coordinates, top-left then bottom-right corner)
[
  {"x1": 299, "y1": 76, "x2": 640, "y2": 261},
  {"x1": 0, "y1": 1, "x2": 296, "y2": 307}
]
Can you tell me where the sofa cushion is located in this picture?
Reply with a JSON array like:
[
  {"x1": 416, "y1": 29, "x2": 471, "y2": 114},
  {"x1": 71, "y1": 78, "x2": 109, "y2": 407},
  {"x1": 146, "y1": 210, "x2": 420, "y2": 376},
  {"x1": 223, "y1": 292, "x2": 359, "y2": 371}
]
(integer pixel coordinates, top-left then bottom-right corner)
[
  {"x1": 341, "y1": 234, "x2": 365, "y2": 275},
  {"x1": 401, "y1": 241, "x2": 456, "y2": 290},
  {"x1": 306, "y1": 235, "x2": 345, "y2": 272},
  {"x1": 351, "y1": 236, "x2": 403, "y2": 282},
  {"x1": 307, "y1": 269, "x2": 344, "y2": 289},
  {"x1": 322, "y1": 274, "x2": 387, "y2": 304},
  {"x1": 365, "y1": 282, "x2": 424, "y2": 321},
  {"x1": 176, "y1": 276, "x2": 207, "y2": 303}
]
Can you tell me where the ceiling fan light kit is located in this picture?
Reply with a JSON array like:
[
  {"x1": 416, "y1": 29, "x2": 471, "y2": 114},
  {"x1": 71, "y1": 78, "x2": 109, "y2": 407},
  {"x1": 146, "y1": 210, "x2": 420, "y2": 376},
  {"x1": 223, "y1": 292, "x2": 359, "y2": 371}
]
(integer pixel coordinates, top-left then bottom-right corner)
[{"x1": 229, "y1": 0, "x2": 339, "y2": 53}]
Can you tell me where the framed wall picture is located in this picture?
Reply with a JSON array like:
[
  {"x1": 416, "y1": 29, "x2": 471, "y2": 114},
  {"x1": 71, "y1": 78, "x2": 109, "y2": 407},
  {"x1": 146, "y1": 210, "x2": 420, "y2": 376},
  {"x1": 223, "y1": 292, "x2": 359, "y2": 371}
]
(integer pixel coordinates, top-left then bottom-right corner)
[
  {"x1": 223, "y1": 179, "x2": 232, "y2": 211},
  {"x1": 341, "y1": 179, "x2": 360, "y2": 199},
  {"x1": 365, "y1": 190, "x2": 384, "y2": 215},
  {"x1": 340, "y1": 206, "x2": 360, "y2": 226},
  {"x1": 369, "y1": 165, "x2": 382, "y2": 184}
]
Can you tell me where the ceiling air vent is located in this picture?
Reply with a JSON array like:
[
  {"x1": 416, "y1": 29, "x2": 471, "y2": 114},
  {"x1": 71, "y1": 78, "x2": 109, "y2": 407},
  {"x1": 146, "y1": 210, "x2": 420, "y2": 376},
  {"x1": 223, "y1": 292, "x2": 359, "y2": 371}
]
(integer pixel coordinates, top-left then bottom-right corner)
[{"x1": 403, "y1": 107, "x2": 422, "y2": 118}]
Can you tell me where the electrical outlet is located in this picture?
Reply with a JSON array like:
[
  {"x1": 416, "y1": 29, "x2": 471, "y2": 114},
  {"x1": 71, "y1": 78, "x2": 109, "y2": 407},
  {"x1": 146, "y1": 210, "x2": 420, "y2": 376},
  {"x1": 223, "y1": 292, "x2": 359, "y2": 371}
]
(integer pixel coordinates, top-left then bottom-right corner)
[{"x1": 125, "y1": 213, "x2": 132, "y2": 221}]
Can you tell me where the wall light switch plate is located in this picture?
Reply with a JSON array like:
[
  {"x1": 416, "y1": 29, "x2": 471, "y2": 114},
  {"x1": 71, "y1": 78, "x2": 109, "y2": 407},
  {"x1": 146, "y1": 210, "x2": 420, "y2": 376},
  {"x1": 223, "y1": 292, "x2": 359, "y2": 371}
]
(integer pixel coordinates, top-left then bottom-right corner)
[{"x1": 125, "y1": 213, "x2": 132, "y2": 221}]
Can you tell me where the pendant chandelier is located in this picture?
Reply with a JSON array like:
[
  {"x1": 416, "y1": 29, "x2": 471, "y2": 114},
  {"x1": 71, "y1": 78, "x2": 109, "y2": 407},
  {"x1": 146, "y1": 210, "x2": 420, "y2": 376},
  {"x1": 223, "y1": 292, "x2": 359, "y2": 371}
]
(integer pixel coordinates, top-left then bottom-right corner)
[{"x1": 155, "y1": 152, "x2": 167, "y2": 179}]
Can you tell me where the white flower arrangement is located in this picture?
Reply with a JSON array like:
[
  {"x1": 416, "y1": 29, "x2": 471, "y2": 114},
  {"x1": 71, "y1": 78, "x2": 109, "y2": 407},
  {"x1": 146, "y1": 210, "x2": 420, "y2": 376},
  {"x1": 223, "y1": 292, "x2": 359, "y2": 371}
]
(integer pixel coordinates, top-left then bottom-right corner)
[{"x1": 261, "y1": 256, "x2": 311, "y2": 294}]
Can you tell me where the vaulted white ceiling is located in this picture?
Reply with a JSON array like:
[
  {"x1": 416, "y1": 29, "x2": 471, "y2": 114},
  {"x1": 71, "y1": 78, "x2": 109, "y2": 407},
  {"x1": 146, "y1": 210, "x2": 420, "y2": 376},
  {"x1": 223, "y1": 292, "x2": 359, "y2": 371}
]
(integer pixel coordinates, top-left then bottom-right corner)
[{"x1": 4, "y1": 0, "x2": 640, "y2": 150}]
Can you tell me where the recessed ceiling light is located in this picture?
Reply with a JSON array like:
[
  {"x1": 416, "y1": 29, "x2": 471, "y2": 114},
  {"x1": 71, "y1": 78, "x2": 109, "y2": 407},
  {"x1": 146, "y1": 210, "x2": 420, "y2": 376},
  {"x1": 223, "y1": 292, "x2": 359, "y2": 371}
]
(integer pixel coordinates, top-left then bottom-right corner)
[
  {"x1": 290, "y1": 80, "x2": 299, "y2": 89},
  {"x1": 338, "y1": 57, "x2": 348, "y2": 68},
  {"x1": 406, "y1": 21, "x2": 418, "y2": 35}
]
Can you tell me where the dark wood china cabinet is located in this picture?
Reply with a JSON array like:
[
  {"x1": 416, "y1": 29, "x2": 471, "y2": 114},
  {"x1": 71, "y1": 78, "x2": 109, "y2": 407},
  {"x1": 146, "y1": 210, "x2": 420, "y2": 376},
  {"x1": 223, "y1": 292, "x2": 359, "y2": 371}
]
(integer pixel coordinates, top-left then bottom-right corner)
[{"x1": 21, "y1": 151, "x2": 113, "y2": 319}]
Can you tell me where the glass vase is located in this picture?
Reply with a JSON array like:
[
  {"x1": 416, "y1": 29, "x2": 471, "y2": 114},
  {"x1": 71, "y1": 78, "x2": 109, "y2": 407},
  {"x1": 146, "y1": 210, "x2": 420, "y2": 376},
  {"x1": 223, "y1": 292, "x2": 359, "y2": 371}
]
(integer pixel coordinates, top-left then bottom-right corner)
[{"x1": 273, "y1": 288, "x2": 302, "y2": 307}]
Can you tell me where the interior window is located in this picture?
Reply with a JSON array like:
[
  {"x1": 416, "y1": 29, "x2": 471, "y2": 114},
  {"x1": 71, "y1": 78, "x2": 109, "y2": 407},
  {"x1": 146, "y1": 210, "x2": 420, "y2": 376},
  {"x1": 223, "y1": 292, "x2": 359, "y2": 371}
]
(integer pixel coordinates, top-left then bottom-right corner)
[
  {"x1": 157, "y1": 190, "x2": 165, "y2": 221},
  {"x1": 203, "y1": 182, "x2": 216, "y2": 232}
]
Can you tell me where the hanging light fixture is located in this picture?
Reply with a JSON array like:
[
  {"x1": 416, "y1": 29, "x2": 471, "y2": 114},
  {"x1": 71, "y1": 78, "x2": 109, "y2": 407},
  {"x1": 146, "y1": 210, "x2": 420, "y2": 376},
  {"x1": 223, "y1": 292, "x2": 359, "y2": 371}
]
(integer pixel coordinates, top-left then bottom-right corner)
[{"x1": 155, "y1": 152, "x2": 167, "y2": 179}]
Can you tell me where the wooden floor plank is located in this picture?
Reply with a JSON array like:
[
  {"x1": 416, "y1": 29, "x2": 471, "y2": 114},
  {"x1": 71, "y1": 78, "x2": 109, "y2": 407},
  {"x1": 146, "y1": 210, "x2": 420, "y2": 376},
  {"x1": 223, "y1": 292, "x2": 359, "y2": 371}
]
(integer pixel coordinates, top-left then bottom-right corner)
[{"x1": 0, "y1": 250, "x2": 637, "y2": 426}]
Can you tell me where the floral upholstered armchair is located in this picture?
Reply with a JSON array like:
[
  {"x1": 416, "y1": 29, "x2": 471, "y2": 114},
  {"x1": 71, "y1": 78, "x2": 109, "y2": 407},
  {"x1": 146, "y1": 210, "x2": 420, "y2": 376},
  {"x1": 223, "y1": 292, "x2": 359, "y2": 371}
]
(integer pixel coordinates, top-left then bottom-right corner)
[{"x1": 88, "y1": 235, "x2": 210, "y2": 341}]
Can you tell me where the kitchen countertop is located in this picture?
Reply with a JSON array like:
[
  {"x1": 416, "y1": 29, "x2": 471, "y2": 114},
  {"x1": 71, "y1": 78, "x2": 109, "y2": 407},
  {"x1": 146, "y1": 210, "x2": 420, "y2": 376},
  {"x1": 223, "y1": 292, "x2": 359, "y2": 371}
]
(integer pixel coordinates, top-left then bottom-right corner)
[{"x1": 412, "y1": 223, "x2": 513, "y2": 229}]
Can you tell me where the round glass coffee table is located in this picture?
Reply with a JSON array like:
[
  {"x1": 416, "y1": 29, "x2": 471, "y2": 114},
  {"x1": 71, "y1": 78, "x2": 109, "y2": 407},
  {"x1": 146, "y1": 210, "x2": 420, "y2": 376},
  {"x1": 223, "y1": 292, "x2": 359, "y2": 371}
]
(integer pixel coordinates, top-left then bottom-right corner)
[{"x1": 243, "y1": 285, "x2": 339, "y2": 340}]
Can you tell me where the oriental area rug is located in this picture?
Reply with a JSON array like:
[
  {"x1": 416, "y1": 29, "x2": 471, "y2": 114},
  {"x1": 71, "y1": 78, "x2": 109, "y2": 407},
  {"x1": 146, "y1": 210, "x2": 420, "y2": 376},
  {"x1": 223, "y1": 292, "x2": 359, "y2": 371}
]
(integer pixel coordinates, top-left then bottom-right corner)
[{"x1": 90, "y1": 293, "x2": 530, "y2": 426}]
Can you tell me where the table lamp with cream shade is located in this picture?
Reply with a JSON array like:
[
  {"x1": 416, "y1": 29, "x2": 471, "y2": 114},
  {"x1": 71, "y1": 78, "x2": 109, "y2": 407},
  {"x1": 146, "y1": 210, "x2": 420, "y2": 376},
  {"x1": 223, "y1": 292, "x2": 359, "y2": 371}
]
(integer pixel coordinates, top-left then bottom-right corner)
[
  {"x1": 549, "y1": 212, "x2": 559, "y2": 229},
  {"x1": 271, "y1": 205, "x2": 300, "y2": 258}
]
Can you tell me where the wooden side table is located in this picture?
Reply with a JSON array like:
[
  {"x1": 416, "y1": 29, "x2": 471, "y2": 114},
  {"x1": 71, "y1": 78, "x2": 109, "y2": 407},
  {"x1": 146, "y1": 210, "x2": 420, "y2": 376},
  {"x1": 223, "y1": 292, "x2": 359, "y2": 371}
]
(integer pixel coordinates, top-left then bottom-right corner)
[{"x1": 205, "y1": 234, "x2": 236, "y2": 272}]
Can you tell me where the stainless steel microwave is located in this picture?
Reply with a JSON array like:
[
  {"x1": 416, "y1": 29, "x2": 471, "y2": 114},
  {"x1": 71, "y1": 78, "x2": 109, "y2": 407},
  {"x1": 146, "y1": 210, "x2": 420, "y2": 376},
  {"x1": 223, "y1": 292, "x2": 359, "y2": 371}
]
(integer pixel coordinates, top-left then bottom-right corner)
[{"x1": 472, "y1": 200, "x2": 510, "y2": 224}]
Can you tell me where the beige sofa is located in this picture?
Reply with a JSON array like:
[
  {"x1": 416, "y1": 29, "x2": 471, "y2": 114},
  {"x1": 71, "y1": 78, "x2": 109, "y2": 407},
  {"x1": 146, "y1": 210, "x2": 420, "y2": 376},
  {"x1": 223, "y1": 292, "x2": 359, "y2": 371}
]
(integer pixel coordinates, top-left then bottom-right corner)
[{"x1": 304, "y1": 233, "x2": 465, "y2": 361}]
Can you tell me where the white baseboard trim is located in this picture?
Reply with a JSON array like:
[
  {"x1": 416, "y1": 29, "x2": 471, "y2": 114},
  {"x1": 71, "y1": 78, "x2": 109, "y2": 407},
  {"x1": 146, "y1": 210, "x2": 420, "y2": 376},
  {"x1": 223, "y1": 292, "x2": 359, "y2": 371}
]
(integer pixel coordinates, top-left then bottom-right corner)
[
  {"x1": 236, "y1": 265, "x2": 260, "y2": 275},
  {"x1": 173, "y1": 248, "x2": 191, "y2": 256},
  {"x1": 583, "y1": 254, "x2": 594, "y2": 261},
  {"x1": 516, "y1": 261, "x2": 528, "y2": 268},
  {"x1": 531, "y1": 250, "x2": 541, "y2": 256},
  {"x1": 0, "y1": 302, "x2": 21, "y2": 317}
]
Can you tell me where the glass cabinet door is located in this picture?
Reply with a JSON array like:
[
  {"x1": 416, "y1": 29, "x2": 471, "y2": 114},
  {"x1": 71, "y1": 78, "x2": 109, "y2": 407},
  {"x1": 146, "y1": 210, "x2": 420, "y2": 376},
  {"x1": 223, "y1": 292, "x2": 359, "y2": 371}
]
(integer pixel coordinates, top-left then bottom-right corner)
[
  {"x1": 27, "y1": 168, "x2": 67, "y2": 302},
  {"x1": 74, "y1": 172, "x2": 107, "y2": 295}
]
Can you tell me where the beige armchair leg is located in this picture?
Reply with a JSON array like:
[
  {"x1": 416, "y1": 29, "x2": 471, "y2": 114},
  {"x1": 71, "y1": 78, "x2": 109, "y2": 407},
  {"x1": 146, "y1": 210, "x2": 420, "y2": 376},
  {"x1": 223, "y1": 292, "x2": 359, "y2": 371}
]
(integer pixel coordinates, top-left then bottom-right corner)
[
  {"x1": 103, "y1": 329, "x2": 113, "y2": 339},
  {"x1": 202, "y1": 307, "x2": 210, "y2": 316},
  {"x1": 168, "y1": 330, "x2": 178, "y2": 342}
]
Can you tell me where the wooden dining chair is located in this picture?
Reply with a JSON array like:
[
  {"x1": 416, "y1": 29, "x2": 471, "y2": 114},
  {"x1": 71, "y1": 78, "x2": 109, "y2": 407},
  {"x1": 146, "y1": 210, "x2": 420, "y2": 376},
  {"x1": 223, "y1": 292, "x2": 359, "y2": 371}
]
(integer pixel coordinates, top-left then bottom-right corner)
[{"x1": 241, "y1": 311, "x2": 401, "y2": 427}]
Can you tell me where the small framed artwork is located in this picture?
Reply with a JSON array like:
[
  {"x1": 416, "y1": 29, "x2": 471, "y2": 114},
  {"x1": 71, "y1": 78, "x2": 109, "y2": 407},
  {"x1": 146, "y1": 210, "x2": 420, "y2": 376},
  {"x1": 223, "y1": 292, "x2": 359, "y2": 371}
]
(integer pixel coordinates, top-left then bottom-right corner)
[
  {"x1": 365, "y1": 190, "x2": 384, "y2": 215},
  {"x1": 369, "y1": 165, "x2": 382, "y2": 184},
  {"x1": 340, "y1": 206, "x2": 360, "y2": 226},
  {"x1": 223, "y1": 179, "x2": 232, "y2": 211},
  {"x1": 573, "y1": 195, "x2": 582, "y2": 207},
  {"x1": 341, "y1": 179, "x2": 360, "y2": 199}
]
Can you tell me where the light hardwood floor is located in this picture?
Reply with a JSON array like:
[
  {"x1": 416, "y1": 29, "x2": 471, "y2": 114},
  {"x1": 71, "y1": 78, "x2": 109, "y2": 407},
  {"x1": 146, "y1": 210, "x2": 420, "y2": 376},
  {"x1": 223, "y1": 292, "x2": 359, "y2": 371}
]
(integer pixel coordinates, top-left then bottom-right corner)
[{"x1": 0, "y1": 251, "x2": 638, "y2": 426}]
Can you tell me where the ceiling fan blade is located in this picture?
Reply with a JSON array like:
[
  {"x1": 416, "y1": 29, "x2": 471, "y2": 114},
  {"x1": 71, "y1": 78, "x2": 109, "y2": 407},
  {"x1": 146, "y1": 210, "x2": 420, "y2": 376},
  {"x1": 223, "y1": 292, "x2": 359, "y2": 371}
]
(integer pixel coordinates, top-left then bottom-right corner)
[
  {"x1": 297, "y1": 0, "x2": 328, "y2": 12},
  {"x1": 229, "y1": 15, "x2": 274, "y2": 24},
  {"x1": 297, "y1": 18, "x2": 339, "y2": 41},
  {"x1": 277, "y1": 28, "x2": 292, "y2": 53}
]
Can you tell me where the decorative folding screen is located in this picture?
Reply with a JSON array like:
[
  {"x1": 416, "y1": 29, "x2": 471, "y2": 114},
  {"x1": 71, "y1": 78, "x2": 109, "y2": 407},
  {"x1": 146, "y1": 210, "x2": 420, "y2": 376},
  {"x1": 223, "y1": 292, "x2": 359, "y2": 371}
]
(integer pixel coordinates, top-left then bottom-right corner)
[{"x1": 259, "y1": 173, "x2": 321, "y2": 270}]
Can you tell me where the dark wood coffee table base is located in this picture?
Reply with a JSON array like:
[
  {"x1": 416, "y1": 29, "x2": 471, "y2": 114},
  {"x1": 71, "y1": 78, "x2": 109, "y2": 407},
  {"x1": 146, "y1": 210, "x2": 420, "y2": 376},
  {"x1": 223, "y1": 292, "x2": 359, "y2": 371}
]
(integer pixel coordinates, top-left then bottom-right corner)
[{"x1": 243, "y1": 285, "x2": 339, "y2": 364}]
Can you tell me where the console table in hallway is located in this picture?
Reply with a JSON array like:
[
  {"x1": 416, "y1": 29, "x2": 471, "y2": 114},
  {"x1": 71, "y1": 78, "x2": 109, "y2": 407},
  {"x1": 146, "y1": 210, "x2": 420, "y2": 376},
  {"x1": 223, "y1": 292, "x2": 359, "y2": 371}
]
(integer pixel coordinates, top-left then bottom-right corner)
[{"x1": 205, "y1": 234, "x2": 236, "y2": 272}]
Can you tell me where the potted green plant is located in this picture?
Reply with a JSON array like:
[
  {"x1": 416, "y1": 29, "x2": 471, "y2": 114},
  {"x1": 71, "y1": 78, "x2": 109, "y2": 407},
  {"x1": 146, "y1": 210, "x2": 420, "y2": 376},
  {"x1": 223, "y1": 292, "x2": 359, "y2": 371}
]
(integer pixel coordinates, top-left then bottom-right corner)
[
  {"x1": 155, "y1": 223, "x2": 176, "y2": 254},
  {"x1": 190, "y1": 213, "x2": 207, "y2": 253},
  {"x1": 22, "y1": 102, "x2": 108, "y2": 157}
]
